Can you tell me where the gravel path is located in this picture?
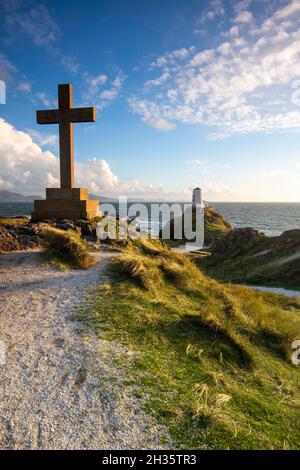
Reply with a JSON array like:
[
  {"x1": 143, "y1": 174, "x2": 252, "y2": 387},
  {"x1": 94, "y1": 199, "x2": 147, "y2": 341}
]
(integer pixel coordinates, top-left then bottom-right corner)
[{"x1": 0, "y1": 250, "x2": 170, "y2": 450}]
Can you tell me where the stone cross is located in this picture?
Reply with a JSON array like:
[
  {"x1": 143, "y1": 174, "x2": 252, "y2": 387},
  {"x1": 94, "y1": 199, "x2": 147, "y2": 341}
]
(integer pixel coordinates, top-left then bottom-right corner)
[{"x1": 37, "y1": 84, "x2": 96, "y2": 188}]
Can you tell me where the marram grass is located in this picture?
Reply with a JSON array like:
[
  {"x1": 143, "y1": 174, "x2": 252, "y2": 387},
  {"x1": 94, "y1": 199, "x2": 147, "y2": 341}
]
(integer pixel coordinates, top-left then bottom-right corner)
[
  {"x1": 41, "y1": 226, "x2": 96, "y2": 270},
  {"x1": 78, "y1": 238, "x2": 300, "y2": 449}
]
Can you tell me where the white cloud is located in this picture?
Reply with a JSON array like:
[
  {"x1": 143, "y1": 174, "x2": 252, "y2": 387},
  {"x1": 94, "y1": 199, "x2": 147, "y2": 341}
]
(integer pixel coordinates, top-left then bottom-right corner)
[
  {"x1": 150, "y1": 47, "x2": 195, "y2": 69},
  {"x1": 129, "y1": 0, "x2": 300, "y2": 138},
  {"x1": 0, "y1": 118, "x2": 59, "y2": 194},
  {"x1": 86, "y1": 74, "x2": 108, "y2": 88},
  {"x1": 36, "y1": 92, "x2": 57, "y2": 108},
  {"x1": 275, "y1": 0, "x2": 300, "y2": 20},
  {"x1": 145, "y1": 72, "x2": 170, "y2": 87},
  {"x1": 151, "y1": 118, "x2": 176, "y2": 131},
  {"x1": 0, "y1": 118, "x2": 178, "y2": 199},
  {"x1": 0, "y1": 53, "x2": 16, "y2": 82},
  {"x1": 83, "y1": 72, "x2": 124, "y2": 109},
  {"x1": 199, "y1": 0, "x2": 225, "y2": 24},
  {"x1": 4, "y1": 4, "x2": 61, "y2": 46},
  {"x1": 60, "y1": 55, "x2": 80, "y2": 74},
  {"x1": 128, "y1": 98, "x2": 176, "y2": 131},
  {"x1": 186, "y1": 160, "x2": 206, "y2": 166},
  {"x1": 234, "y1": 11, "x2": 253, "y2": 23},
  {"x1": 0, "y1": 118, "x2": 122, "y2": 195},
  {"x1": 17, "y1": 81, "x2": 31, "y2": 93},
  {"x1": 5, "y1": 116, "x2": 296, "y2": 202},
  {"x1": 100, "y1": 75, "x2": 124, "y2": 101},
  {"x1": 26, "y1": 129, "x2": 58, "y2": 148}
]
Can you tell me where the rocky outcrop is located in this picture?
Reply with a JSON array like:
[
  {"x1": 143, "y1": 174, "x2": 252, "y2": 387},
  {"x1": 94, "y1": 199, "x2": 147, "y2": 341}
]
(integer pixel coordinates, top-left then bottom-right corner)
[
  {"x1": 212, "y1": 227, "x2": 266, "y2": 258},
  {"x1": 0, "y1": 217, "x2": 103, "y2": 253},
  {"x1": 159, "y1": 206, "x2": 232, "y2": 246},
  {"x1": 0, "y1": 226, "x2": 21, "y2": 253},
  {"x1": 196, "y1": 227, "x2": 300, "y2": 290}
]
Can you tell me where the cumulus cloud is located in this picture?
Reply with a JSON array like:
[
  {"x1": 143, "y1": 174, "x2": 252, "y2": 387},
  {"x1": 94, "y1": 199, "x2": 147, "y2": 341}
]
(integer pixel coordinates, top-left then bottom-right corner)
[
  {"x1": 0, "y1": 118, "x2": 122, "y2": 195},
  {"x1": 0, "y1": 118, "x2": 262, "y2": 201},
  {"x1": 0, "y1": 118, "x2": 178, "y2": 199},
  {"x1": 0, "y1": 118, "x2": 59, "y2": 194},
  {"x1": 234, "y1": 11, "x2": 253, "y2": 23},
  {"x1": 26, "y1": 129, "x2": 58, "y2": 148},
  {"x1": 129, "y1": 0, "x2": 300, "y2": 138},
  {"x1": 198, "y1": 0, "x2": 225, "y2": 24},
  {"x1": 128, "y1": 98, "x2": 176, "y2": 131}
]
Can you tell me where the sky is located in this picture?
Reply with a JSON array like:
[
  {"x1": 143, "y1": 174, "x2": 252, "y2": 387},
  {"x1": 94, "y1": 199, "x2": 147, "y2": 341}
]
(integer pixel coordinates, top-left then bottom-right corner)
[{"x1": 1, "y1": 0, "x2": 300, "y2": 201}]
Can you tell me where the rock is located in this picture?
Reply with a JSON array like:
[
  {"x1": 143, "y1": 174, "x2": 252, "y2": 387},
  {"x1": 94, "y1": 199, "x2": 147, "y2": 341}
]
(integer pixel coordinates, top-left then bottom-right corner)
[
  {"x1": 55, "y1": 220, "x2": 82, "y2": 235},
  {"x1": 212, "y1": 227, "x2": 266, "y2": 258},
  {"x1": 55, "y1": 220, "x2": 76, "y2": 231},
  {"x1": 159, "y1": 206, "x2": 231, "y2": 246},
  {"x1": 197, "y1": 228, "x2": 300, "y2": 289},
  {"x1": 74, "y1": 219, "x2": 96, "y2": 236},
  {"x1": 0, "y1": 226, "x2": 21, "y2": 253},
  {"x1": 0, "y1": 216, "x2": 101, "y2": 253}
]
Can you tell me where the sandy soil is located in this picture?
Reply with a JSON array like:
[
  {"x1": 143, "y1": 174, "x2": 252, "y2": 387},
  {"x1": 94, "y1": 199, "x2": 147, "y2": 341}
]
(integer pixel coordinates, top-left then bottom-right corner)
[{"x1": 0, "y1": 250, "x2": 171, "y2": 450}]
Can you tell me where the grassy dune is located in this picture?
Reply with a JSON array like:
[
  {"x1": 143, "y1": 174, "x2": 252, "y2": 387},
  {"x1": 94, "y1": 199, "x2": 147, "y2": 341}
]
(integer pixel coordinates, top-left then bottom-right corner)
[
  {"x1": 79, "y1": 239, "x2": 300, "y2": 449},
  {"x1": 196, "y1": 229, "x2": 300, "y2": 290},
  {"x1": 41, "y1": 227, "x2": 96, "y2": 269}
]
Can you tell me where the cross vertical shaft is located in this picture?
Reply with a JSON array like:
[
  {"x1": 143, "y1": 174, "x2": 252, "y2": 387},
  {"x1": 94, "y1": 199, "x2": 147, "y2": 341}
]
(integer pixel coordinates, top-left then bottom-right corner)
[
  {"x1": 36, "y1": 83, "x2": 96, "y2": 189},
  {"x1": 59, "y1": 85, "x2": 74, "y2": 188}
]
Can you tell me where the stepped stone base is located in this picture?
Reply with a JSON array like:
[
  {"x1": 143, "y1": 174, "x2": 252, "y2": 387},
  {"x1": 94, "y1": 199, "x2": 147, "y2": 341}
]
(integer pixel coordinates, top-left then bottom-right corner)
[{"x1": 31, "y1": 188, "x2": 100, "y2": 221}]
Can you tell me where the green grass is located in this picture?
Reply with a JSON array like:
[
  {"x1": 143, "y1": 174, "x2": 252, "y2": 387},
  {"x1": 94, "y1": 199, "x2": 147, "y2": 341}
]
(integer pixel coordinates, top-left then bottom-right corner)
[
  {"x1": 195, "y1": 231, "x2": 300, "y2": 290},
  {"x1": 41, "y1": 226, "x2": 96, "y2": 269},
  {"x1": 161, "y1": 207, "x2": 231, "y2": 247},
  {"x1": 78, "y1": 238, "x2": 300, "y2": 449}
]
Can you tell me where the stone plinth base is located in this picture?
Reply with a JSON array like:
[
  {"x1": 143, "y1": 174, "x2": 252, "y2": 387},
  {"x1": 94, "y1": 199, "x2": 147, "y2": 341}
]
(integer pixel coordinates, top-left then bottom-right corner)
[{"x1": 31, "y1": 188, "x2": 100, "y2": 221}]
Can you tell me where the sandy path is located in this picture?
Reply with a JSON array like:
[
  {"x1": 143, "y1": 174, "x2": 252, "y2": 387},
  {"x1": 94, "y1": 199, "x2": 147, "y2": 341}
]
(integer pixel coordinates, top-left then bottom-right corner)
[
  {"x1": 243, "y1": 284, "x2": 300, "y2": 298},
  {"x1": 0, "y1": 250, "x2": 170, "y2": 450}
]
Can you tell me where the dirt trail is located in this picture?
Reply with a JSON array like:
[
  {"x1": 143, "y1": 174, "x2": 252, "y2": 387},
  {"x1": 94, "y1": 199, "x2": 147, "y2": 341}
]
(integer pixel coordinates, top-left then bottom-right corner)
[{"x1": 0, "y1": 250, "x2": 170, "y2": 449}]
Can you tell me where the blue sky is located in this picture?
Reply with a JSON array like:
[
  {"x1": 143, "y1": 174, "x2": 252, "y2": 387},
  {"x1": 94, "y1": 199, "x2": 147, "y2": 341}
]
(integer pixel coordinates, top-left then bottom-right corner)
[{"x1": 1, "y1": 0, "x2": 300, "y2": 201}]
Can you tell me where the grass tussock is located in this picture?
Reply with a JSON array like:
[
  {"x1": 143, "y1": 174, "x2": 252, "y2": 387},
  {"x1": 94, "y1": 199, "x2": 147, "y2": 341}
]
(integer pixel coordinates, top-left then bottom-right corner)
[
  {"x1": 41, "y1": 226, "x2": 96, "y2": 270},
  {"x1": 0, "y1": 217, "x2": 29, "y2": 226},
  {"x1": 79, "y1": 238, "x2": 300, "y2": 449}
]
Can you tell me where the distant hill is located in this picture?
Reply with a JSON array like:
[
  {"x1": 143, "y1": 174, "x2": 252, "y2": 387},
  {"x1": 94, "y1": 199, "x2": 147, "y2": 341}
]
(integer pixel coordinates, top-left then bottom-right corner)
[
  {"x1": 0, "y1": 191, "x2": 43, "y2": 203},
  {"x1": 0, "y1": 190, "x2": 119, "y2": 203},
  {"x1": 89, "y1": 194, "x2": 118, "y2": 202}
]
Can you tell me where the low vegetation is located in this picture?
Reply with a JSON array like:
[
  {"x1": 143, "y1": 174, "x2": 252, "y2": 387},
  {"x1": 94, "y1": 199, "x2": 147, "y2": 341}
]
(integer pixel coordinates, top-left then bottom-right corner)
[
  {"x1": 0, "y1": 226, "x2": 22, "y2": 253},
  {"x1": 0, "y1": 217, "x2": 30, "y2": 226},
  {"x1": 196, "y1": 228, "x2": 300, "y2": 290},
  {"x1": 41, "y1": 226, "x2": 96, "y2": 269},
  {"x1": 159, "y1": 207, "x2": 231, "y2": 247},
  {"x1": 79, "y1": 238, "x2": 300, "y2": 449}
]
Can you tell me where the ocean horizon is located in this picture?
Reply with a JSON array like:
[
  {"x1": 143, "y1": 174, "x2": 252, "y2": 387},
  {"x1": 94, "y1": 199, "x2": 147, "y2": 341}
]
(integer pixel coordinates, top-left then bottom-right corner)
[{"x1": 1, "y1": 201, "x2": 300, "y2": 238}]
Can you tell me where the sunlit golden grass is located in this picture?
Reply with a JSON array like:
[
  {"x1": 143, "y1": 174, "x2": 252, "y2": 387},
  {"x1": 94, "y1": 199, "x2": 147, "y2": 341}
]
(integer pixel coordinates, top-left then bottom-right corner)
[
  {"x1": 41, "y1": 226, "x2": 96, "y2": 270},
  {"x1": 0, "y1": 217, "x2": 29, "y2": 225}
]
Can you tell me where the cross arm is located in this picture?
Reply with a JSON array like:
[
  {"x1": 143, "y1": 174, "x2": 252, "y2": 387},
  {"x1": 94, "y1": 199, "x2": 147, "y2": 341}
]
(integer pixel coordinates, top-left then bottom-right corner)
[
  {"x1": 37, "y1": 109, "x2": 61, "y2": 124},
  {"x1": 69, "y1": 107, "x2": 96, "y2": 123}
]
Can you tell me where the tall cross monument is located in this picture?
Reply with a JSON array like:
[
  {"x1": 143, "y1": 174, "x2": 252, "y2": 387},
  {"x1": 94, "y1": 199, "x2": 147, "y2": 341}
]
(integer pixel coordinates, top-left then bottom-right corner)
[{"x1": 32, "y1": 84, "x2": 100, "y2": 220}]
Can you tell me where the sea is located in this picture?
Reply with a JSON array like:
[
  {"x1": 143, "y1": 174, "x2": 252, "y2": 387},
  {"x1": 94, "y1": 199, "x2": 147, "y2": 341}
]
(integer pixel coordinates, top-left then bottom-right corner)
[{"x1": 1, "y1": 202, "x2": 300, "y2": 238}]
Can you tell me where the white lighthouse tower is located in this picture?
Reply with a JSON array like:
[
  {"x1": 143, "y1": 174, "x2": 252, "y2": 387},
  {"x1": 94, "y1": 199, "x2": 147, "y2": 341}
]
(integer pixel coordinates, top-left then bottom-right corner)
[{"x1": 192, "y1": 187, "x2": 203, "y2": 207}]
